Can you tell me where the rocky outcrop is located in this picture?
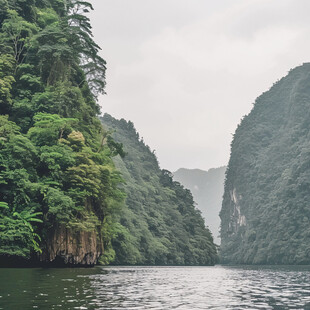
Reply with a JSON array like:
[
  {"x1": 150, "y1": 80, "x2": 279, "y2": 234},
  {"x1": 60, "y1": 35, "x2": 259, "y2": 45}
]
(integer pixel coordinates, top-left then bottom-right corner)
[
  {"x1": 40, "y1": 226, "x2": 103, "y2": 266},
  {"x1": 228, "y1": 188, "x2": 246, "y2": 234}
]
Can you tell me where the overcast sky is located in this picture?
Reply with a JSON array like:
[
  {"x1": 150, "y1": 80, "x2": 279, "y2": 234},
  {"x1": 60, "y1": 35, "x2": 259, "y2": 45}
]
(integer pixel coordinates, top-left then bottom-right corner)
[{"x1": 89, "y1": 0, "x2": 310, "y2": 172}]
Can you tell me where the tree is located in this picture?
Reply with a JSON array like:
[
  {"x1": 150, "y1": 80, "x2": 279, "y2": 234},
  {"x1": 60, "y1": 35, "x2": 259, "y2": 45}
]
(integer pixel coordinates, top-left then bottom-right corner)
[
  {"x1": 28, "y1": 113, "x2": 77, "y2": 146},
  {"x1": 0, "y1": 202, "x2": 43, "y2": 257},
  {"x1": 1, "y1": 9, "x2": 38, "y2": 70},
  {"x1": 0, "y1": 54, "x2": 15, "y2": 113}
]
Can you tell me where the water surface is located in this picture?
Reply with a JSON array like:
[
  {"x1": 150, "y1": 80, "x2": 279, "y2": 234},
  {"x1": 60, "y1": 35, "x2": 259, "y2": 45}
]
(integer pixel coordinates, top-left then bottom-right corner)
[{"x1": 1, "y1": 265, "x2": 310, "y2": 309}]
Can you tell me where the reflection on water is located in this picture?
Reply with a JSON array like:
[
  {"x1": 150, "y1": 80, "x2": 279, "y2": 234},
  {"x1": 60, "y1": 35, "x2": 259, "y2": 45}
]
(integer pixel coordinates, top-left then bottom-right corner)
[{"x1": 1, "y1": 265, "x2": 310, "y2": 309}]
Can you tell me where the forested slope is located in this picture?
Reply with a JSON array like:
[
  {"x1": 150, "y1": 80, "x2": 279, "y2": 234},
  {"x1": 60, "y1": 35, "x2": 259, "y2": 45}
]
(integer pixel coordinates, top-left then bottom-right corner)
[
  {"x1": 101, "y1": 114, "x2": 218, "y2": 265},
  {"x1": 0, "y1": 0, "x2": 124, "y2": 266},
  {"x1": 173, "y1": 167, "x2": 226, "y2": 244},
  {"x1": 220, "y1": 63, "x2": 310, "y2": 264}
]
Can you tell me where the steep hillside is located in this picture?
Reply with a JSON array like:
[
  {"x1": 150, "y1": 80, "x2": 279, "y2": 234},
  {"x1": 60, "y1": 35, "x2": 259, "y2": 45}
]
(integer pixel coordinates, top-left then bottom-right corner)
[
  {"x1": 0, "y1": 0, "x2": 123, "y2": 266},
  {"x1": 101, "y1": 114, "x2": 218, "y2": 265},
  {"x1": 173, "y1": 167, "x2": 226, "y2": 244},
  {"x1": 220, "y1": 63, "x2": 310, "y2": 264}
]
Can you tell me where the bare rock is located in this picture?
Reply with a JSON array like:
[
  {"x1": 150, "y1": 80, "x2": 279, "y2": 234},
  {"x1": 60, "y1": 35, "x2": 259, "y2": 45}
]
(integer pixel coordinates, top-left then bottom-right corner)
[{"x1": 40, "y1": 225, "x2": 103, "y2": 266}]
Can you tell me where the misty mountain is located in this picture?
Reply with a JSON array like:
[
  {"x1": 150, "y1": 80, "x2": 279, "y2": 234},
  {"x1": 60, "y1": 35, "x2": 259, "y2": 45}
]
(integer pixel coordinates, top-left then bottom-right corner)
[
  {"x1": 173, "y1": 167, "x2": 226, "y2": 244},
  {"x1": 220, "y1": 63, "x2": 310, "y2": 264},
  {"x1": 101, "y1": 114, "x2": 218, "y2": 265}
]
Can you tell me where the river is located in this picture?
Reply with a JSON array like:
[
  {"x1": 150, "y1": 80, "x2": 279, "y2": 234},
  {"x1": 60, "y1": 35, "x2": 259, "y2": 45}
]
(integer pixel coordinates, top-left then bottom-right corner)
[{"x1": 0, "y1": 265, "x2": 310, "y2": 309}]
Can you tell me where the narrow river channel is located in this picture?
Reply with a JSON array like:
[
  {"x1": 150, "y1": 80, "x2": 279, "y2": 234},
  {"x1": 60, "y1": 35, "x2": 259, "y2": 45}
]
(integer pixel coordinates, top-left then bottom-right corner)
[{"x1": 1, "y1": 265, "x2": 310, "y2": 309}]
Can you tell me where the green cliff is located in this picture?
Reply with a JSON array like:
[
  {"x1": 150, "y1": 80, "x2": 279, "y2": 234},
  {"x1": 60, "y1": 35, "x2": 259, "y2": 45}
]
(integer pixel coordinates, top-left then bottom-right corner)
[
  {"x1": 101, "y1": 114, "x2": 218, "y2": 265},
  {"x1": 0, "y1": 0, "x2": 123, "y2": 266},
  {"x1": 220, "y1": 63, "x2": 310, "y2": 264}
]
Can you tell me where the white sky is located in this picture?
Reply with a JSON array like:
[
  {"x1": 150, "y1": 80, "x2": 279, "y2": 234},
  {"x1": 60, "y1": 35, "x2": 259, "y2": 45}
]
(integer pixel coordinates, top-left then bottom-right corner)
[{"x1": 89, "y1": 0, "x2": 310, "y2": 171}]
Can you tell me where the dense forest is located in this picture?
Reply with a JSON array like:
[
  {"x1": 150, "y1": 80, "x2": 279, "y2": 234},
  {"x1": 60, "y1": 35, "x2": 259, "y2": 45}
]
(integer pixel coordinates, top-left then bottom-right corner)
[
  {"x1": 101, "y1": 114, "x2": 218, "y2": 265},
  {"x1": 173, "y1": 167, "x2": 226, "y2": 245},
  {"x1": 220, "y1": 63, "x2": 310, "y2": 264},
  {"x1": 0, "y1": 0, "x2": 218, "y2": 266},
  {"x1": 0, "y1": 0, "x2": 125, "y2": 265}
]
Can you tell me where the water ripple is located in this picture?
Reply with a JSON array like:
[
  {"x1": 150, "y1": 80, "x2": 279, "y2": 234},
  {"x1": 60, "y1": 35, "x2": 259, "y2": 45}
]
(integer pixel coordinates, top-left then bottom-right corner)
[{"x1": 1, "y1": 266, "x2": 310, "y2": 309}]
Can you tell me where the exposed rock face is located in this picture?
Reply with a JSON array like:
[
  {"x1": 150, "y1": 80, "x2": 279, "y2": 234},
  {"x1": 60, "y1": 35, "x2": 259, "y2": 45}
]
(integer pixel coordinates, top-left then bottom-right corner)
[
  {"x1": 228, "y1": 188, "x2": 246, "y2": 234},
  {"x1": 40, "y1": 226, "x2": 103, "y2": 266}
]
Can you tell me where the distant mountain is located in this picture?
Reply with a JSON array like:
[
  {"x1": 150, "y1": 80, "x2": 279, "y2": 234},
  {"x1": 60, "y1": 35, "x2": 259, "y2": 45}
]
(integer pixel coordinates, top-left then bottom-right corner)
[
  {"x1": 101, "y1": 114, "x2": 218, "y2": 265},
  {"x1": 173, "y1": 167, "x2": 226, "y2": 244},
  {"x1": 221, "y1": 63, "x2": 310, "y2": 264}
]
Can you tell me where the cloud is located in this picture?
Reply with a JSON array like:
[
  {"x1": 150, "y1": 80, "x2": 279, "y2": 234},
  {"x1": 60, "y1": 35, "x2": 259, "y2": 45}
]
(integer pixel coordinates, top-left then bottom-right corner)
[{"x1": 91, "y1": 0, "x2": 310, "y2": 170}]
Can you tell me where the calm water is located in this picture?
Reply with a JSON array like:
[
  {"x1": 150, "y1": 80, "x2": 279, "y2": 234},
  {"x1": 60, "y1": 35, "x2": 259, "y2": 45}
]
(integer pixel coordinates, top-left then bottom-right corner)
[{"x1": 0, "y1": 265, "x2": 310, "y2": 309}]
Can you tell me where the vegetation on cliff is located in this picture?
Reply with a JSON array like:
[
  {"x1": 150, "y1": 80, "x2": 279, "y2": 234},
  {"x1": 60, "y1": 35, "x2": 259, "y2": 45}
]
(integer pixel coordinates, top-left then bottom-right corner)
[
  {"x1": 220, "y1": 63, "x2": 310, "y2": 264},
  {"x1": 0, "y1": 0, "x2": 124, "y2": 264},
  {"x1": 101, "y1": 114, "x2": 218, "y2": 265},
  {"x1": 0, "y1": 0, "x2": 218, "y2": 266}
]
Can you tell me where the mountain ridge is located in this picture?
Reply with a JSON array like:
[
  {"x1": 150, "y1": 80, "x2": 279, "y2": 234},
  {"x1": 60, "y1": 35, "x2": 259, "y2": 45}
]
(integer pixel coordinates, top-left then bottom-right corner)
[
  {"x1": 173, "y1": 166, "x2": 226, "y2": 244},
  {"x1": 100, "y1": 114, "x2": 219, "y2": 265}
]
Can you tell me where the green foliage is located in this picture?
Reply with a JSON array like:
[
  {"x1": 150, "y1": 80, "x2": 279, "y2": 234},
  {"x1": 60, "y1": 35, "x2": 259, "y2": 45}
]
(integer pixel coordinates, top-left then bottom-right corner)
[
  {"x1": 65, "y1": 0, "x2": 106, "y2": 97},
  {"x1": 28, "y1": 112, "x2": 77, "y2": 146},
  {"x1": 36, "y1": 23, "x2": 75, "y2": 85},
  {"x1": 0, "y1": 111, "x2": 124, "y2": 261},
  {"x1": 0, "y1": 0, "x2": 216, "y2": 267},
  {"x1": 0, "y1": 54, "x2": 15, "y2": 113},
  {"x1": 1, "y1": 9, "x2": 38, "y2": 66},
  {"x1": 0, "y1": 0, "x2": 124, "y2": 264},
  {"x1": 32, "y1": 0, "x2": 106, "y2": 98},
  {"x1": 35, "y1": 7, "x2": 59, "y2": 28},
  {"x1": 101, "y1": 114, "x2": 218, "y2": 266},
  {"x1": 43, "y1": 187, "x2": 75, "y2": 224},
  {"x1": 220, "y1": 63, "x2": 310, "y2": 265},
  {"x1": 0, "y1": 114, "x2": 20, "y2": 137},
  {"x1": 0, "y1": 201, "x2": 43, "y2": 257}
]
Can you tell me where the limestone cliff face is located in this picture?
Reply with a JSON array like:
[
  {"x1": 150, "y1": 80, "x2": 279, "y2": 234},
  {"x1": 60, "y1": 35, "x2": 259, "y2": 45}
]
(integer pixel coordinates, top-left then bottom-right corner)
[
  {"x1": 40, "y1": 226, "x2": 103, "y2": 266},
  {"x1": 227, "y1": 188, "x2": 246, "y2": 235},
  {"x1": 220, "y1": 185, "x2": 248, "y2": 264}
]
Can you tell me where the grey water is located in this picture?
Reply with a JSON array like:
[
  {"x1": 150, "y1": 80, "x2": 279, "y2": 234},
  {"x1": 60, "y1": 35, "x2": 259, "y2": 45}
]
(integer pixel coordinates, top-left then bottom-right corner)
[{"x1": 1, "y1": 265, "x2": 310, "y2": 309}]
